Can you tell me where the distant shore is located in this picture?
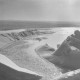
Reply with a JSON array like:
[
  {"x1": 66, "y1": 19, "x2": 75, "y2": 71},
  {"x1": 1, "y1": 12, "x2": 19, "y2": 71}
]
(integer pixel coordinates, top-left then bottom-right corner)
[{"x1": 0, "y1": 20, "x2": 80, "y2": 30}]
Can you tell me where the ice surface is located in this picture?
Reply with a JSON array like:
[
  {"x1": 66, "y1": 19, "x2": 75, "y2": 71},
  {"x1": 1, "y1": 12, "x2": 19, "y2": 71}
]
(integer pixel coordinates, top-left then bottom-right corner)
[{"x1": 0, "y1": 28, "x2": 80, "y2": 80}]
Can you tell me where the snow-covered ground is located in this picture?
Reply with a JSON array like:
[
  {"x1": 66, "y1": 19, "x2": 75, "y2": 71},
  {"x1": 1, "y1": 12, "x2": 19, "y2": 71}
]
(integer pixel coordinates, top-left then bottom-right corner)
[{"x1": 0, "y1": 27, "x2": 80, "y2": 80}]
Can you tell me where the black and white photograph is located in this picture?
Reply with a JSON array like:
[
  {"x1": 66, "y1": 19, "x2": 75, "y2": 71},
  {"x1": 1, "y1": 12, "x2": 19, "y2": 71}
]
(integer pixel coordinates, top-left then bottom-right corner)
[{"x1": 0, "y1": 0, "x2": 80, "y2": 80}]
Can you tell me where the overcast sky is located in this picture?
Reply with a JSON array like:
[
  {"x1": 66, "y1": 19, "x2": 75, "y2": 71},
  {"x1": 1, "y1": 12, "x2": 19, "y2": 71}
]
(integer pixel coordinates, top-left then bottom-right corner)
[{"x1": 1, "y1": 0, "x2": 80, "y2": 21}]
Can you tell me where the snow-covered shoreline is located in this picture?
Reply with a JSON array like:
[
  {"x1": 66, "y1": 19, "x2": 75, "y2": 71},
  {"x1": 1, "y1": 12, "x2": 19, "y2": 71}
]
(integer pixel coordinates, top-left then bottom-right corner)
[{"x1": 0, "y1": 28, "x2": 80, "y2": 80}]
